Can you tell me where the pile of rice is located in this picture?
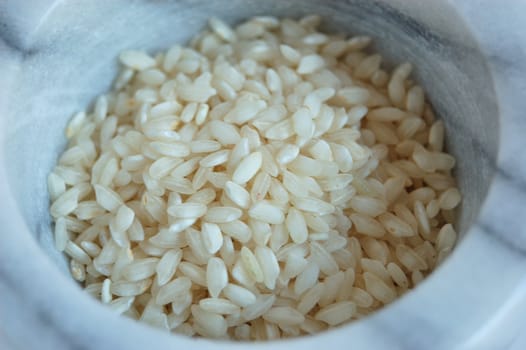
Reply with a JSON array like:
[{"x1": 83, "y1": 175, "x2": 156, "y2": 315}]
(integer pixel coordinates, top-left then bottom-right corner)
[{"x1": 48, "y1": 15, "x2": 461, "y2": 340}]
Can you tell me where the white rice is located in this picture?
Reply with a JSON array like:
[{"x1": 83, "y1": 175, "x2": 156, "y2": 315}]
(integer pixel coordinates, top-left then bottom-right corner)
[
  {"x1": 219, "y1": 220, "x2": 251, "y2": 243},
  {"x1": 263, "y1": 306, "x2": 305, "y2": 326},
  {"x1": 297, "y1": 283, "x2": 325, "y2": 314},
  {"x1": 314, "y1": 301, "x2": 356, "y2": 326},
  {"x1": 199, "y1": 298, "x2": 240, "y2": 315},
  {"x1": 50, "y1": 187, "x2": 80, "y2": 218},
  {"x1": 248, "y1": 201, "x2": 284, "y2": 224},
  {"x1": 156, "y1": 277, "x2": 192, "y2": 305},
  {"x1": 54, "y1": 217, "x2": 69, "y2": 251},
  {"x1": 156, "y1": 249, "x2": 182, "y2": 286},
  {"x1": 206, "y1": 257, "x2": 228, "y2": 298},
  {"x1": 297, "y1": 54, "x2": 325, "y2": 74},
  {"x1": 232, "y1": 151, "x2": 263, "y2": 184},
  {"x1": 204, "y1": 206, "x2": 242, "y2": 223},
  {"x1": 438, "y1": 188, "x2": 462, "y2": 210},
  {"x1": 350, "y1": 287, "x2": 373, "y2": 308},
  {"x1": 294, "y1": 262, "x2": 320, "y2": 295},
  {"x1": 223, "y1": 283, "x2": 257, "y2": 307},
  {"x1": 122, "y1": 258, "x2": 158, "y2": 282},
  {"x1": 191, "y1": 305, "x2": 228, "y2": 338},
  {"x1": 119, "y1": 50, "x2": 156, "y2": 70},
  {"x1": 50, "y1": 15, "x2": 461, "y2": 341}
]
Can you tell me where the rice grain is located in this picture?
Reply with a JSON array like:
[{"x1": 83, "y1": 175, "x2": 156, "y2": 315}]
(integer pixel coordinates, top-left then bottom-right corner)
[
  {"x1": 51, "y1": 15, "x2": 460, "y2": 341},
  {"x1": 207, "y1": 257, "x2": 229, "y2": 298}
]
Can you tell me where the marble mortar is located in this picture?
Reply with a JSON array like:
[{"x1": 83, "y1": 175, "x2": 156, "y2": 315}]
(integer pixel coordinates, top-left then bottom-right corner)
[{"x1": 1, "y1": 0, "x2": 526, "y2": 349}]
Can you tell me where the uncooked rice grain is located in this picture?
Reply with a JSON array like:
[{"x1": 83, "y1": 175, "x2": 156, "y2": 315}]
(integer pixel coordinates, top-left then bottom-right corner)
[
  {"x1": 314, "y1": 301, "x2": 356, "y2": 326},
  {"x1": 199, "y1": 298, "x2": 240, "y2": 315},
  {"x1": 49, "y1": 14, "x2": 461, "y2": 341},
  {"x1": 156, "y1": 249, "x2": 182, "y2": 286},
  {"x1": 263, "y1": 306, "x2": 305, "y2": 326},
  {"x1": 206, "y1": 257, "x2": 228, "y2": 298}
]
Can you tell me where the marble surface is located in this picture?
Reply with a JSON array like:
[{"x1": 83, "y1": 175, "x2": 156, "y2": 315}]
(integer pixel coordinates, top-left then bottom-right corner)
[{"x1": 1, "y1": 1, "x2": 526, "y2": 349}]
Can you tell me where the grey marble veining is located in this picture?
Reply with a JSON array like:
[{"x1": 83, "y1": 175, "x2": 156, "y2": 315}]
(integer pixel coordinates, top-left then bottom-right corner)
[{"x1": 1, "y1": 1, "x2": 526, "y2": 349}]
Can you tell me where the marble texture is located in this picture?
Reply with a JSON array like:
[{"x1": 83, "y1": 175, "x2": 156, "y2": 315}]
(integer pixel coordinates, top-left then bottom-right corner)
[{"x1": 0, "y1": 0, "x2": 526, "y2": 349}]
